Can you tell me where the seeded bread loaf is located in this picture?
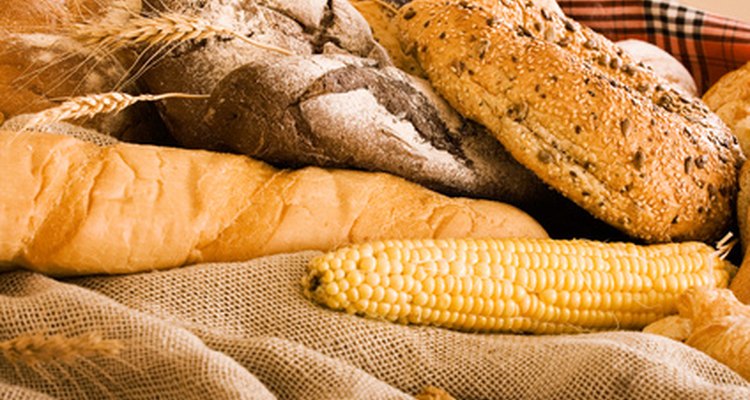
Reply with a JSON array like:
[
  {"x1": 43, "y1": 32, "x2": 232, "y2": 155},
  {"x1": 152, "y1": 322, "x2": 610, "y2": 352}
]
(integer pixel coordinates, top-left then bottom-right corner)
[
  {"x1": 397, "y1": 0, "x2": 744, "y2": 242},
  {"x1": 351, "y1": 0, "x2": 562, "y2": 77},
  {"x1": 0, "y1": 130, "x2": 547, "y2": 276}
]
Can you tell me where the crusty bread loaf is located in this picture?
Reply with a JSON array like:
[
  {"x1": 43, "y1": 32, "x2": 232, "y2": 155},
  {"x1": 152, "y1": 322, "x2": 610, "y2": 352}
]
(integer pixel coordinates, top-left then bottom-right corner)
[
  {"x1": 201, "y1": 53, "x2": 552, "y2": 207},
  {"x1": 732, "y1": 169, "x2": 750, "y2": 303},
  {"x1": 397, "y1": 0, "x2": 744, "y2": 243},
  {"x1": 616, "y1": 40, "x2": 698, "y2": 97},
  {"x1": 140, "y1": 0, "x2": 387, "y2": 147},
  {"x1": 704, "y1": 61, "x2": 750, "y2": 157},
  {"x1": 350, "y1": 0, "x2": 563, "y2": 78},
  {"x1": 644, "y1": 287, "x2": 750, "y2": 381},
  {"x1": 0, "y1": 130, "x2": 547, "y2": 276}
]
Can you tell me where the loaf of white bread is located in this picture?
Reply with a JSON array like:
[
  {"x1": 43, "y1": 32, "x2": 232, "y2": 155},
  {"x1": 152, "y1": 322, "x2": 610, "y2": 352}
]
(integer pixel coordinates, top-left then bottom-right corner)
[{"x1": 0, "y1": 130, "x2": 547, "y2": 276}]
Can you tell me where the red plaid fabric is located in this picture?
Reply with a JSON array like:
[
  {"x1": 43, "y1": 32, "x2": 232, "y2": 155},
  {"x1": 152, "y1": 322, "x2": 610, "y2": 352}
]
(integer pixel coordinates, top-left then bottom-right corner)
[{"x1": 559, "y1": 0, "x2": 750, "y2": 94}]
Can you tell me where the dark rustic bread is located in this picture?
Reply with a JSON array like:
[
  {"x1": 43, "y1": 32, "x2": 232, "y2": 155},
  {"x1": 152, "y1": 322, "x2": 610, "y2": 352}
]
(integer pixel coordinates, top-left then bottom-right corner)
[
  {"x1": 139, "y1": 0, "x2": 388, "y2": 147},
  {"x1": 397, "y1": 0, "x2": 744, "y2": 243},
  {"x1": 200, "y1": 53, "x2": 552, "y2": 206}
]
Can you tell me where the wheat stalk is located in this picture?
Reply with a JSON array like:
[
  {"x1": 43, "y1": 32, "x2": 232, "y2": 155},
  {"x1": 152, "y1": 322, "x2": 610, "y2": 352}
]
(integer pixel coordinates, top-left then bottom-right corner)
[
  {"x1": 23, "y1": 91, "x2": 209, "y2": 129},
  {"x1": 0, "y1": 333, "x2": 124, "y2": 366},
  {"x1": 72, "y1": 12, "x2": 293, "y2": 56}
]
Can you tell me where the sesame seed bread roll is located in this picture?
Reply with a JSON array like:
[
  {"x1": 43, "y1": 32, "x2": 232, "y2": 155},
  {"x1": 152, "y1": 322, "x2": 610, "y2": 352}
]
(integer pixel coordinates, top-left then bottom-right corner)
[
  {"x1": 0, "y1": 130, "x2": 547, "y2": 276},
  {"x1": 397, "y1": 0, "x2": 744, "y2": 243}
]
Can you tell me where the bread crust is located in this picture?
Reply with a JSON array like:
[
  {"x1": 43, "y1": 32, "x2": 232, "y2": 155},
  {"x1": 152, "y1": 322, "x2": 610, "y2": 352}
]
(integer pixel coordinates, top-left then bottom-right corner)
[
  {"x1": 397, "y1": 0, "x2": 743, "y2": 242},
  {"x1": 704, "y1": 61, "x2": 750, "y2": 157},
  {"x1": 0, "y1": 131, "x2": 547, "y2": 276},
  {"x1": 616, "y1": 40, "x2": 698, "y2": 97}
]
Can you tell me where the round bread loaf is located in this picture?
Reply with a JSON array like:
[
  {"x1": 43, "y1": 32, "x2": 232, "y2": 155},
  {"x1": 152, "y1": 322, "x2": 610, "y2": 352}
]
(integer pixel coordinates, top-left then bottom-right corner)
[
  {"x1": 616, "y1": 39, "x2": 698, "y2": 97},
  {"x1": 733, "y1": 162, "x2": 750, "y2": 303},
  {"x1": 397, "y1": 0, "x2": 744, "y2": 243},
  {"x1": 704, "y1": 61, "x2": 750, "y2": 157}
]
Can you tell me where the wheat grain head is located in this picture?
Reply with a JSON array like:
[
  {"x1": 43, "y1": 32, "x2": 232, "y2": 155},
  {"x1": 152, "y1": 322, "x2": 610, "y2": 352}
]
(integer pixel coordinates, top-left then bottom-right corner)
[
  {"x1": 71, "y1": 12, "x2": 292, "y2": 56},
  {"x1": 0, "y1": 332, "x2": 124, "y2": 366},
  {"x1": 21, "y1": 91, "x2": 209, "y2": 130}
]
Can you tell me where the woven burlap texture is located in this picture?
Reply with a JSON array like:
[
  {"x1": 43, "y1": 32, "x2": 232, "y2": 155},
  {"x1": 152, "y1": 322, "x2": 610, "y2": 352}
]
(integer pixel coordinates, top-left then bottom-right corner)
[{"x1": 0, "y1": 251, "x2": 749, "y2": 399}]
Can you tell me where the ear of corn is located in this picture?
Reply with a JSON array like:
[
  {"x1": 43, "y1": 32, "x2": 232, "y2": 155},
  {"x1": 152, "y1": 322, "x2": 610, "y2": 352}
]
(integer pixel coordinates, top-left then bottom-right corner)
[{"x1": 301, "y1": 238, "x2": 736, "y2": 334}]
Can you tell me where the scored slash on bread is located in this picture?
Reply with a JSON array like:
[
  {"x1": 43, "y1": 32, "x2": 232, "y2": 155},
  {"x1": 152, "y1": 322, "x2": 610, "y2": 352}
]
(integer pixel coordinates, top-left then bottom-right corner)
[{"x1": 397, "y1": 0, "x2": 744, "y2": 243}]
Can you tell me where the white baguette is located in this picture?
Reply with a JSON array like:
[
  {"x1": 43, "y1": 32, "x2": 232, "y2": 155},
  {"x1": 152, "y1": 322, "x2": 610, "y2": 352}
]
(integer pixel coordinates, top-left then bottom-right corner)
[{"x1": 0, "y1": 131, "x2": 547, "y2": 276}]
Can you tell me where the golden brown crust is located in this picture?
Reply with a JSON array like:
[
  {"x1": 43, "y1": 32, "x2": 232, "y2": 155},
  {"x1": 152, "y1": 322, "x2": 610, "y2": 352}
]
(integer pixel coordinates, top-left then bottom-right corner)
[
  {"x1": 644, "y1": 288, "x2": 750, "y2": 381},
  {"x1": 704, "y1": 61, "x2": 750, "y2": 158},
  {"x1": 732, "y1": 252, "x2": 750, "y2": 304},
  {"x1": 0, "y1": 131, "x2": 547, "y2": 276},
  {"x1": 397, "y1": 0, "x2": 743, "y2": 242}
]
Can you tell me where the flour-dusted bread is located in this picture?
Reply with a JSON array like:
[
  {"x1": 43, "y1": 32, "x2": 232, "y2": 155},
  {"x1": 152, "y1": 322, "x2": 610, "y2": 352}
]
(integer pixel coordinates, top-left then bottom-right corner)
[
  {"x1": 0, "y1": 130, "x2": 547, "y2": 276},
  {"x1": 398, "y1": 0, "x2": 744, "y2": 243},
  {"x1": 138, "y1": 0, "x2": 387, "y2": 147},
  {"x1": 201, "y1": 53, "x2": 552, "y2": 207}
]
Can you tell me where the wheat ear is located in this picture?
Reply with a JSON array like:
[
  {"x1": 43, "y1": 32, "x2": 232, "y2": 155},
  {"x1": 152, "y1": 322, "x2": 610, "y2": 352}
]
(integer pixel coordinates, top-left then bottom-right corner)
[
  {"x1": 0, "y1": 333, "x2": 124, "y2": 366},
  {"x1": 23, "y1": 91, "x2": 209, "y2": 129},
  {"x1": 72, "y1": 12, "x2": 293, "y2": 56}
]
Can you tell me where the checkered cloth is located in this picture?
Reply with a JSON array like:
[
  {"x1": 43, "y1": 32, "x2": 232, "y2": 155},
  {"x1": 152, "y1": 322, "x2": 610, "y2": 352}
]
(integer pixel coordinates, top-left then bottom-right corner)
[{"x1": 559, "y1": 0, "x2": 750, "y2": 93}]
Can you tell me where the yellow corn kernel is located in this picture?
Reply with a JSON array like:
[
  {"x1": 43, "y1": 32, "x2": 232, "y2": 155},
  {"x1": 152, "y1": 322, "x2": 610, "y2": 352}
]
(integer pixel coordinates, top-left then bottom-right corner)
[{"x1": 303, "y1": 238, "x2": 736, "y2": 334}]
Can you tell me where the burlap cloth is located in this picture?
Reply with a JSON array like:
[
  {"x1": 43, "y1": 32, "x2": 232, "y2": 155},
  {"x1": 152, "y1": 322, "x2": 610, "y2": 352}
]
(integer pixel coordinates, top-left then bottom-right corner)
[{"x1": 0, "y1": 250, "x2": 749, "y2": 399}]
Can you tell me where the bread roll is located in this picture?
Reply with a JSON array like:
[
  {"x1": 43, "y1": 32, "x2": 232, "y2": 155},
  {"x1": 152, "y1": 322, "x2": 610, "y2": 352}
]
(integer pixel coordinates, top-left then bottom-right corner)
[
  {"x1": 732, "y1": 245, "x2": 750, "y2": 305},
  {"x1": 644, "y1": 287, "x2": 750, "y2": 381},
  {"x1": 0, "y1": 130, "x2": 547, "y2": 276},
  {"x1": 397, "y1": 0, "x2": 744, "y2": 242},
  {"x1": 704, "y1": 61, "x2": 750, "y2": 157},
  {"x1": 616, "y1": 40, "x2": 698, "y2": 97}
]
